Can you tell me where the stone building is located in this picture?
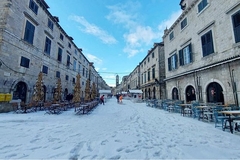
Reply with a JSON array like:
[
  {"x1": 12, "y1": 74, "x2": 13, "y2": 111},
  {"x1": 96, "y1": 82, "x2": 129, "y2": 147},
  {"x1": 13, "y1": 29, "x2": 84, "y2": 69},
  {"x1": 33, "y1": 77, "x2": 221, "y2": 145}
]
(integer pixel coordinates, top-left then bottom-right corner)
[
  {"x1": 0, "y1": 0, "x2": 108, "y2": 112},
  {"x1": 139, "y1": 42, "x2": 166, "y2": 99},
  {"x1": 163, "y1": 0, "x2": 240, "y2": 105},
  {"x1": 126, "y1": 65, "x2": 140, "y2": 90}
]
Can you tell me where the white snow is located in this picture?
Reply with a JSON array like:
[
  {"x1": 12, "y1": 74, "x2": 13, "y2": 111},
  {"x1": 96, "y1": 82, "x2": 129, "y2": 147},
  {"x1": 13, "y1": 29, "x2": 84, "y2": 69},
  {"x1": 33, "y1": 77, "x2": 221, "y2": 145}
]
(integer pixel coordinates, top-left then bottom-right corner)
[{"x1": 0, "y1": 98, "x2": 240, "y2": 159}]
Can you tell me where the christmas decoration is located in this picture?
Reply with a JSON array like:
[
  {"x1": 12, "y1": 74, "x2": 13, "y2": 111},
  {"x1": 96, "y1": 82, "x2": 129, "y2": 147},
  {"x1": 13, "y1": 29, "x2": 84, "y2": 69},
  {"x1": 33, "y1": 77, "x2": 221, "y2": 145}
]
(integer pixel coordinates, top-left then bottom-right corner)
[
  {"x1": 32, "y1": 72, "x2": 44, "y2": 102},
  {"x1": 73, "y1": 74, "x2": 81, "y2": 103}
]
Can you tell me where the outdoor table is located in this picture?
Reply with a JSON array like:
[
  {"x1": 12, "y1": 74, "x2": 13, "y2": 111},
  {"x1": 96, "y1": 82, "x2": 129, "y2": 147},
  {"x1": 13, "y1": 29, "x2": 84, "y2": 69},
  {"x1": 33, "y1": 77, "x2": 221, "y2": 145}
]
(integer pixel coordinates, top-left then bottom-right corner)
[
  {"x1": 196, "y1": 106, "x2": 211, "y2": 121},
  {"x1": 47, "y1": 103, "x2": 61, "y2": 114},
  {"x1": 220, "y1": 110, "x2": 240, "y2": 134},
  {"x1": 165, "y1": 101, "x2": 175, "y2": 112},
  {"x1": 179, "y1": 104, "x2": 192, "y2": 116}
]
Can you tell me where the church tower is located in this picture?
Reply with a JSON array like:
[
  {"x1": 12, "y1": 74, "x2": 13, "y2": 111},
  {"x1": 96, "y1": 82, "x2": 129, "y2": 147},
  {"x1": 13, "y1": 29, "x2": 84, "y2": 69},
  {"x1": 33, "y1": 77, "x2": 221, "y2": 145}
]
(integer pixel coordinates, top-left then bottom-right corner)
[{"x1": 116, "y1": 75, "x2": 119, "y2": 87}]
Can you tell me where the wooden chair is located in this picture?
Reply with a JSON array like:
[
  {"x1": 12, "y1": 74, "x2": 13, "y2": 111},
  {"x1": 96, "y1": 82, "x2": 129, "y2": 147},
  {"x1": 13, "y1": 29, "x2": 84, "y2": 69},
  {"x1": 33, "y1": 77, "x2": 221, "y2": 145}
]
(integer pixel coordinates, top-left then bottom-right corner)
[
  {"x1": 11, "y1": 102, "x2": 19, "y2": 113},
  {"x1": 27, "y1": 101, "x2": 38, "y2": 112}
]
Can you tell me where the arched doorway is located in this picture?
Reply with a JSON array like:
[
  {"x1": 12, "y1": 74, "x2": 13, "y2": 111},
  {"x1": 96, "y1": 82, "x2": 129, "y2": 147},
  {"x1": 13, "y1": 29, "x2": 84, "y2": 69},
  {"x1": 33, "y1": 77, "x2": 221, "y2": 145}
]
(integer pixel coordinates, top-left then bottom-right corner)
[
  {"x1": 185, "y1": 85, "x2": 196, "y2": 103},
  {"x1": 153, "y1": 87, "x2": 156, "y2": 99},
  {"x1": 64, "y1": 88, "x2": 68, "y2": 100},
  {"x1": 172, "y1": 87, "x2": 179, "y2": 100},
  {"x1": 43, "y1": 85, "x2": 46, "y2": 102},
  {"x1": 13, "y1": 81, "x2": 27, "y2": 102},
  {"x1": 207, "y1": 82, "x2": 224, "y2": 104},
  {"x1": 144, "y1": 89, "x2": 147, "y2": 99},
  {"x1": 148, "y1": 88, "x2": 151, "y2": 99}
]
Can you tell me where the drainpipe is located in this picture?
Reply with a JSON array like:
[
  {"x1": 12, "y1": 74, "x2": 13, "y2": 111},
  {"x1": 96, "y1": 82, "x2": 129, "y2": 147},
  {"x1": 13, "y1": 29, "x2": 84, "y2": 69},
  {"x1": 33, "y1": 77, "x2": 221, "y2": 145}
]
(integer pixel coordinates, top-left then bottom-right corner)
[
  {"x1": 193, "y1": 70, "x2": 199, "y2": 101},
  {"x1": 228, "y1": 63, "x2": 239, "y2": 106}
]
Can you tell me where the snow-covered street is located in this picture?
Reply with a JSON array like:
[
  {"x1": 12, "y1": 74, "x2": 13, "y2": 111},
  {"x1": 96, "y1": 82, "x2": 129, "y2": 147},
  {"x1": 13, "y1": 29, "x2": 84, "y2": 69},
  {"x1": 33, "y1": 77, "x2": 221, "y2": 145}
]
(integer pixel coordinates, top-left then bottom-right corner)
[{"x1": 1, "y1": 98, "x2": 240, "y2": 159}]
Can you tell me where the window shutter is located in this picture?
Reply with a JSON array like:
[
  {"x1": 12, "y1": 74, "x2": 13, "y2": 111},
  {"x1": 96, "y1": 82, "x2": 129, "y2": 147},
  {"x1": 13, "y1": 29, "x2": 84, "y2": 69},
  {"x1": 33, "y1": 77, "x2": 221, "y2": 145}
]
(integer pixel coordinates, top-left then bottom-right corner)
[
  {"x1": 189, "y1": 43, "x2": 193, "y2": 63},
  {"x1": 168, "y1": 57, "x2": 171, "y2": 71},
  {"x1": 174, "y1": 54, "x2": 178, "y2": 69},
  {"x1": 179, "y1": 50, "x2": 183, "y2": 66}
]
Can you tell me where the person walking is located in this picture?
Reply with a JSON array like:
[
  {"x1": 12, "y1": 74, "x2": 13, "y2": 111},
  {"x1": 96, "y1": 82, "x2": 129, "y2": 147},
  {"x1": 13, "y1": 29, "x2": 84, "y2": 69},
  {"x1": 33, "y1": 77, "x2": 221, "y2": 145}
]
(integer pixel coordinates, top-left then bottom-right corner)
[
  {"x1": 119, "y1": 94, "x2": 123, "y2": 104},
  {"x1": 100, "y1": 95, "x2": 105, "y2": 105},
  {"x1": 116, "y1": 94, "x2": 120, "y2": 103}
]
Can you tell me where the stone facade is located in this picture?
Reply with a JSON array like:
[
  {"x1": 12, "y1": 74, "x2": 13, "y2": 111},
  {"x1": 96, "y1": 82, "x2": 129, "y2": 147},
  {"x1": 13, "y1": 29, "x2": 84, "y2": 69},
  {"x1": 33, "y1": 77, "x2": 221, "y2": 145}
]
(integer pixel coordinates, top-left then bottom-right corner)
[
  {"x1": 163, "y1": 0, "x2": 240, "y2": 105},
  {"x1": 0, "y1": 0, "x2": 108, "y2": 112},
  {"x1": 139, "y1": 42, "x2": 166, "y2": 99}
]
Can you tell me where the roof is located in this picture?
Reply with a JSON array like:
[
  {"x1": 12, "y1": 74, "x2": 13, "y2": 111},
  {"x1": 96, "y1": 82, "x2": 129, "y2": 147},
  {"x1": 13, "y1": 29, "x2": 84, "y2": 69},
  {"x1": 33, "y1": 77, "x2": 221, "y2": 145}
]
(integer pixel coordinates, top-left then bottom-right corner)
[
  {"x1": 128, "y1": 90, "x2": 143, "y2": 94},
  {"x1": 99, "y1": 90, "x2": 111, "y2": 94}
]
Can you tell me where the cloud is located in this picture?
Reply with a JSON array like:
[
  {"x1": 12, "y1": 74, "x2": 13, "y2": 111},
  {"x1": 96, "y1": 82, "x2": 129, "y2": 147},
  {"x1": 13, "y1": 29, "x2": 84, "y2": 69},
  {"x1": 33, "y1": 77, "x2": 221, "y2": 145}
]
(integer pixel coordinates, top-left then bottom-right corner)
[
  {"x1": 158, "y1": 10, "x2": 182, "y2": 35},
  {"x1": 106, "y1": 1, "x2": 140, "y2": 29},
  {"x1": 106, "y1": 2, "x2": 161, "y2": 58},
  {"x1": 86, "y1": 54, "x2": 103, "y2": 65},
  {"x1": 106, "y1": 1, "x2": 182, "y2": 58},
  {"x1": 69, "y1": 15, "x2": 117, "y2": 44}
]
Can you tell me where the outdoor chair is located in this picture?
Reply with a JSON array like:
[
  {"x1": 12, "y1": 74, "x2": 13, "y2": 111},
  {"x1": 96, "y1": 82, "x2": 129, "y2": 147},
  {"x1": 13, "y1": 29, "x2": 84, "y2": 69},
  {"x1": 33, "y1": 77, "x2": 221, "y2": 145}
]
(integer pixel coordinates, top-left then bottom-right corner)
[
  {"x1": 234, "y1": 119, "x2": 240, "y2": 132},
  {"x1": 26, "y1": 101, "x2": 38, "y2": 112},
  {"x1": 213, "y1": 108, "x2": 228, "y2": 129}
]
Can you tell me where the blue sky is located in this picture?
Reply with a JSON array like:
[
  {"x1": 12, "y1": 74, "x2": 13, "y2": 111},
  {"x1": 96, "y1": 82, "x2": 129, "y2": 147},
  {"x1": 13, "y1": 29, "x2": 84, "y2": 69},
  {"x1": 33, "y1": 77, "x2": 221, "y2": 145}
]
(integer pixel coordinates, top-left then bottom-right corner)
[{"x1": 45, "y1": 0, "x2": 182, "y2": 87}]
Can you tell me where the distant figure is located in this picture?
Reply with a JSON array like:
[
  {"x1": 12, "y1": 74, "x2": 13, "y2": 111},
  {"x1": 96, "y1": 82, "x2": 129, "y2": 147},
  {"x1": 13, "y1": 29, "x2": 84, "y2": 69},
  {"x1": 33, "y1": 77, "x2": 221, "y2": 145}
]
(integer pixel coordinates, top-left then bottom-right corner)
[
  {"x1": 100, "y1": 95, "x2": 105, "y2": 105},
  {"x1": 66, "y1": 94, "x2": 70, "y2": 102},
  {"x1": 116, "y1": 94, "x2": 120, "y2": 103},
  {"x1": 119, "y1": 95, "x2": 123, "y2": 103},
  {"x1": 70, "y1": 93, "x2": 73, "y2": 102}
]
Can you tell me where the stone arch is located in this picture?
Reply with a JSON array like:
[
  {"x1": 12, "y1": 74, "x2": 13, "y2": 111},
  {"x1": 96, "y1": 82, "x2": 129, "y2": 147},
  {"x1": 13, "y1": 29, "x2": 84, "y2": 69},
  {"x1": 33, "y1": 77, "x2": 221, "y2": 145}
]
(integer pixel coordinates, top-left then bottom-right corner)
[
  {"x1": 203, "y1": 78, "x2": 225, "y2": 104},
  {"x1": 64, "y1": 88, "x2": 68, "y2": 100},
  {"x1": 43, "y1": 85, "x2": 46, "y2": 102},
  {"x1": 185, "y1": 85, "x2": 196, "y2": 103},
  {"x1": 12, "y1": 81, "x2": 28, "y2": 102},
  {"x1": 148, "y1": 88, "x2": 151, "y2": 99},
  {"x1": 153, "y1": 87, "x2": 156, "y2": 99},
  {"x1": 206, "y1": 82, "x2": 224, "y2": 104},
  {"x1": 172, "y1": 87, "x2": 179, "y2": 100}
]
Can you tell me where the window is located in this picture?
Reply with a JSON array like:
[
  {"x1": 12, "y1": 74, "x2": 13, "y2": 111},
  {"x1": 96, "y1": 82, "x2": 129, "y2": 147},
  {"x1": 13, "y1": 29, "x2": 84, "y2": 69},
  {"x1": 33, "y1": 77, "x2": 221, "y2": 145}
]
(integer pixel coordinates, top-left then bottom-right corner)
[
  {"x1": 73, "y1": 59, "x2": 77, "y2": 71},
  {"x1": 65, "y1": 75, "x2": 69, "y2": 81},
  {"x1": 201, "y1": 30, "x2": 214, "y2": 57},
  {"x1": 42, "y1": 65, "x2": 48, "y2": 74},
  {"x1": 147, "y1": 70, "x2": 150, "y2": 81},
  {"x1": 86, "y1": 69, "x2": 88, "y2": 78},
  {"x1": 72, "y1": 78, "x2": 75, "y2": 84},
  {"x1": 56, "y1": 71, "x2": 60, "y2": 78},
  {"x1": 152, "y1": 67, "x2": 155, "y2": 79},
  {"x1": 168, "y1": 53, "x2": 177, "y2": 71},
  {"x1": 232, "y1": 10, "x2": 240, "y2": 43},
  {"x1": 144, "y1": 72, "x2": 146, "y2": 83},
  {"x1": 48, "y1": 19, "x2": 54, "y2": 30},
  {"x1": 75, "y1": 49, "x2": 78, "y2": 55},
  {"x1": 181, "y1": 18, "x2": 187, "y2": 30},
  {"x1": 60, "y1": 33, "x2": 64, "y2": 41},
  {"x1": 148, "y1": 57, "x2": 150, "y2": 62},
  {"x1": 179, "y1": 43, "x2": 192, "y2": 66},
  {"x1": 83, "y1": 68, "x2": 85, "y2": 76},
  {"x1": 29, "y1": 0, "x2": 38, "y2": 14},
  {"x1": 152, "y1": 52, "x2": 154, "y2": 58},
  {"x1": 78, "y1": 63, "x2": 81, "y2": 73},
  {"x1": 57, "y1": 48, "x2": 62, "y2": 62},
  {"x1": 169, "y1": 31, "x2": 174, "y2": 40},
  {"x1": 68, "y1": 42, "x2": 71, "y2": 48},
  {"x1": 198, "y1": 0, "x2": 207, "y2": 13},
  {"x1": 44, "y1": 37, "x2": 51, "y2": 55},
  {"x1": 67, "y1": 55, "x2": 70, "y2": 67},
  {"x1": 24, "y1": 20, "x2": 35, "y2": 44},
  {"x1": 20, "y1": 56, "x2": 30, "y2": 68}
]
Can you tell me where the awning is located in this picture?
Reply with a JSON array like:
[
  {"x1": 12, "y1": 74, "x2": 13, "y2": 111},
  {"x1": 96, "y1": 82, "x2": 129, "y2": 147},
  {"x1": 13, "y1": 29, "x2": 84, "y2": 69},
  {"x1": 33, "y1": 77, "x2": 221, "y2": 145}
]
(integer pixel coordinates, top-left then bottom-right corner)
[{"x1": 128, "y1": 90, "x2": 143, "y2": 94}]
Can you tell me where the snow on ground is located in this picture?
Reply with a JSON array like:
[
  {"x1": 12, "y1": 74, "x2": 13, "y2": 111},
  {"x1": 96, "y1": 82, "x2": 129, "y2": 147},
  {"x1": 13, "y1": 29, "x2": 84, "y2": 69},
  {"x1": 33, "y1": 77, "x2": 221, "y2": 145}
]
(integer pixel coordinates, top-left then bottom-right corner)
[{"x1": 0, "y1": 97, "x2": 240, "y2": 159}]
